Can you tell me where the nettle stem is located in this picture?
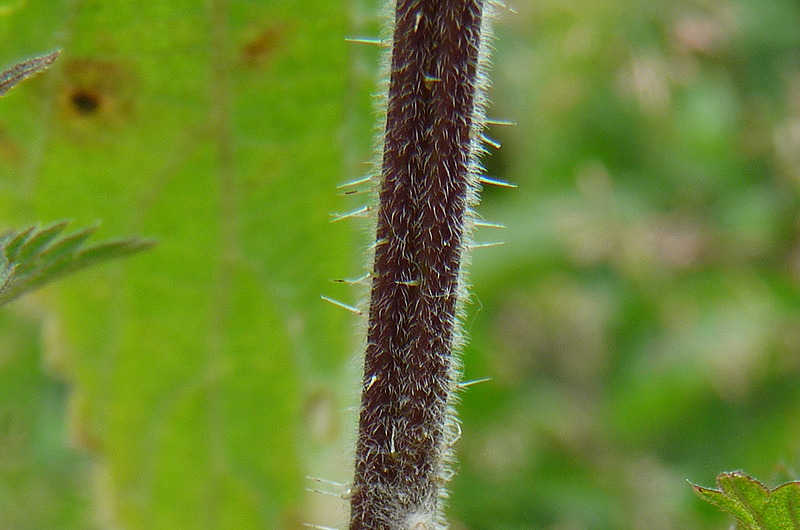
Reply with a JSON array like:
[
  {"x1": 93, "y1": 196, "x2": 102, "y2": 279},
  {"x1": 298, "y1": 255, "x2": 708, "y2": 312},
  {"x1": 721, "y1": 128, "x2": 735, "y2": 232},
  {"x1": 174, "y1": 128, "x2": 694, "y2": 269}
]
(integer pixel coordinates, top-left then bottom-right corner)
[{"x1": 349, "y1": 1, "x2": 494, "y2": 529}]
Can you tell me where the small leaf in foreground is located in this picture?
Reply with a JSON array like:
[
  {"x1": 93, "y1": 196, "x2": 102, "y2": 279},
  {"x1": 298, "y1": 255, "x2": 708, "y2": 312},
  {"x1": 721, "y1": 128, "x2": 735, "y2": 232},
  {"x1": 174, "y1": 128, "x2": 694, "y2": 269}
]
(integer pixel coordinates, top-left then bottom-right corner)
[
  {"x1": 692, "y1": 471, "x2": 800, "y2": 530},
  {"x1": 0, "y1": 49, "x2": 60, "y2": 97},
  {"x1": 0, "y1": 221, "x2": 155, "y2": 306}
]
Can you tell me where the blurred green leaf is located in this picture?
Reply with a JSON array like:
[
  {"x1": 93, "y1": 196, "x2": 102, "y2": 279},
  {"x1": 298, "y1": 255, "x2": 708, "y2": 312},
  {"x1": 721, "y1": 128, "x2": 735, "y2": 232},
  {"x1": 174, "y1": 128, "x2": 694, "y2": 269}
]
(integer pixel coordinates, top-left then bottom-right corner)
[
  {"x1": 0, "y1": 221, "x2": 154, "y2": 306},
  {"x1": 0, "y1": 310, "x2": 97, "y2": 529},
  {"x1": 0, "y1": 0, "x2": 358, "y2": 529}
]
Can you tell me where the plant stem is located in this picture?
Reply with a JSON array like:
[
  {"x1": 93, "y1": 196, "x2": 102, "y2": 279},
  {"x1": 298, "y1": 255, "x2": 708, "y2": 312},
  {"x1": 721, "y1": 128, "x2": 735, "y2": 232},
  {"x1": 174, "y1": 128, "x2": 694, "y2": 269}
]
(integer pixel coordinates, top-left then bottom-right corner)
[{"x1": 349, "y1": 1, "x2": 493, "y2": 529}]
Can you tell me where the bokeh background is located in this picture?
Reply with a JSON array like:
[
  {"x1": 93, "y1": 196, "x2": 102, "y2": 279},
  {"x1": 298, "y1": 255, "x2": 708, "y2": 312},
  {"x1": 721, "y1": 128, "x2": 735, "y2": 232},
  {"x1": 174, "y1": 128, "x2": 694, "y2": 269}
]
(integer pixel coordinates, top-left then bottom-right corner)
[{"x1": 2, "y1": 0, "x2": 800, "y2": 529}]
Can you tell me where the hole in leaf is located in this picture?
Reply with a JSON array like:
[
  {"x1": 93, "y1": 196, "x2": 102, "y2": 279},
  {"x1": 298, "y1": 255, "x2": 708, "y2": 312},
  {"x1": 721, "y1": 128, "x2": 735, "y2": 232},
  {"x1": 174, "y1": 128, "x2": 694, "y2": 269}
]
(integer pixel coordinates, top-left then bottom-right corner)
[
  {"x1": 57, "y1": 58, "x2": 137, "y2": 138},
  {"x1": 69, "y1": 89, "x2": 102, "y2": 116}
]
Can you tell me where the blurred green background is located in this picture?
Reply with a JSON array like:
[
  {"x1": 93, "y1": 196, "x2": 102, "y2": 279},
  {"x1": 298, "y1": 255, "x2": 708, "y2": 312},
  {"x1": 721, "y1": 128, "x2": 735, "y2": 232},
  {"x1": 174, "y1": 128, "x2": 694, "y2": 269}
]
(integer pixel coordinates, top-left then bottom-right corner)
[{"x1": 1, "y1": 0, "x2": 800, "y2": 529}]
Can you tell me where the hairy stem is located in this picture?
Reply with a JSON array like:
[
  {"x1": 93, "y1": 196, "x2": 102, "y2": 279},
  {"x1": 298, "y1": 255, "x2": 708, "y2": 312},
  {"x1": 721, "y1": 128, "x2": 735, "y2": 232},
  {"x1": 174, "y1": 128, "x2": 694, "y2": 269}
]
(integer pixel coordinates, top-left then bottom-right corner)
[{"x1": 349, "y1": 1, "x2": 493, "y2": 529}]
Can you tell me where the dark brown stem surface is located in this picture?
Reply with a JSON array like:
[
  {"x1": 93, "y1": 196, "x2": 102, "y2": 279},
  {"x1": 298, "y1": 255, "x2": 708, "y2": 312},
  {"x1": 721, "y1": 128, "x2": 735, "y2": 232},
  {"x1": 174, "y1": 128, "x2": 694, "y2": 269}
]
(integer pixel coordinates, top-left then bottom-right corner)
[{"x1": 350, "y1": 1, "x2": 486, "y2": 529}]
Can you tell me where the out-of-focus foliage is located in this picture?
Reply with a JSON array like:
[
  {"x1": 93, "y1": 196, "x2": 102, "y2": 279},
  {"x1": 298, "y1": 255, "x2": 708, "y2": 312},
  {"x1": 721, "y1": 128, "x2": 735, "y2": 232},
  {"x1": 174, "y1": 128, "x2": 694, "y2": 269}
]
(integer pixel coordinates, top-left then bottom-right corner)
[
  {"x1": 0, "y1": 1, "x2": 357, "y2": 529},
  {"x1": 3, "y1": 0, "x2": 800, "y2": 530},
  {"x1": 449, "y1": 0, "x2": 800, "y2": 529}
]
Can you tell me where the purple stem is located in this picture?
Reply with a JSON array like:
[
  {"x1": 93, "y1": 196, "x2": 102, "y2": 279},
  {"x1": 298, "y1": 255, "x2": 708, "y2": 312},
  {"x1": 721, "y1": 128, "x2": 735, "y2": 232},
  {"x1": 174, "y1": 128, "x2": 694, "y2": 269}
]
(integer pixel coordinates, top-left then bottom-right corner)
[{"x1": 349, "y1": 1, "x2": 489, "y2": 529}]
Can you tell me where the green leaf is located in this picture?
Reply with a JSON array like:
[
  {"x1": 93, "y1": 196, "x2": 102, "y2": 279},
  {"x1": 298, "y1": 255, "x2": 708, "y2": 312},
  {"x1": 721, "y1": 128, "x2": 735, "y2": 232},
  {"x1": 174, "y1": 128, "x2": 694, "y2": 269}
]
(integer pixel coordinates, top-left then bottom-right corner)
[
  {"x1": 0, "y1": 310, "x2": 97, "y2": 529},
  {"x1": 0, "y1": 221, "x2": 153, "y2": 306},
  {"x1": 0, "y1": 0, "x2": 359, "y2": 529},
  {"x1": 766, "y1": 482, "x2": 800, "y2": 528},
  {"x1": 0, "y1": 49, "x2": 59, "y2": 97},
  {"x1": 0, "y1": 240, "x2": 14, "y2": 295},
  {"x1": 693, "y1": 472, "x2": 800, "y2": 530}
]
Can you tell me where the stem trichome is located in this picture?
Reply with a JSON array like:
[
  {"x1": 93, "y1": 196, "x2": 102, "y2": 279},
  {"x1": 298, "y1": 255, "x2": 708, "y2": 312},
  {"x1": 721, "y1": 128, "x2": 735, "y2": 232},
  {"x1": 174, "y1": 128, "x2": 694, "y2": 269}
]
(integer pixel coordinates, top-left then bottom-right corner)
[{"x1": 349, "y1": 1, "x2": 496, "y2": 529}]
